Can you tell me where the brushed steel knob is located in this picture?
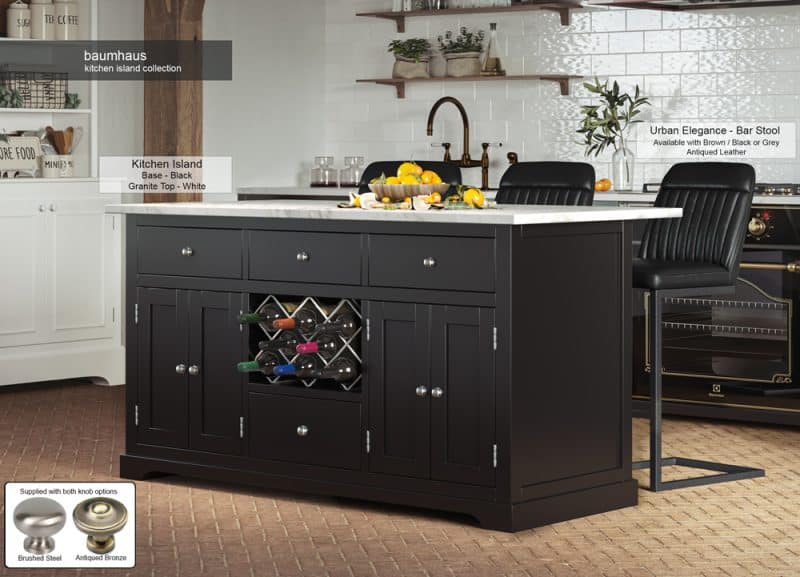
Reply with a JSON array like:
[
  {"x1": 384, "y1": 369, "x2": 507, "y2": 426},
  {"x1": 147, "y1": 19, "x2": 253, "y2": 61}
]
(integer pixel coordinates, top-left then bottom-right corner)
[
  {"x1": 175, "y1": 364, "x2": 187, "y2": 375},
  {"x1": 431, "y1": 387, "x2": 444, "y2": 399},
  {"x1": 188, "y1": 365, "x2": 200, "y2": 376},
  {"x1": 423, "y1": 257, "x2": 437, "y2": 269},
  {"x1": 181, "y1": 247, "x2": 194, "y2": 257},
  {"x1": 296, "y1": 251, "x2": 310, "y2": 262},
  {"x1": 73, "y1": 498, "x2": 128, "y2": 555},
  {"x1": 296, "y1": 425, "x2": 309, "y2": 437},
  {"x1": 415, "y1": 385, "x2": 428, "y2": 397},
  {"x1": 13, "y1": 498, "x2": 67, "y2": 555}
]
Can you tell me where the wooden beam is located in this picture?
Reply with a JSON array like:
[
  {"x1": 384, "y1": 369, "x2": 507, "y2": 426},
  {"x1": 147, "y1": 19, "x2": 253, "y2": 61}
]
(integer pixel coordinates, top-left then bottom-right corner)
[{"x1": 144, "y1": 0, "x2": 205, "y2": 203}]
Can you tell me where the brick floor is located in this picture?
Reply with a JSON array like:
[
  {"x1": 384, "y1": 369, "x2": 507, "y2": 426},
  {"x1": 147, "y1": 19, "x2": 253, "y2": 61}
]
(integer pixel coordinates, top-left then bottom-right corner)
[{"x1": 1, "y1": 381, "x2": 799, "y2": 577}]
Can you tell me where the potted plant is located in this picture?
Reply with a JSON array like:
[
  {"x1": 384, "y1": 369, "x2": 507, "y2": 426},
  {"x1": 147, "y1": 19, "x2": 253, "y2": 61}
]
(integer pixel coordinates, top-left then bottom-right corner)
[
  {"x1": 388, "y1": 38, "x2": 431, "y2": 79},
  {"x1": 438, "y1": 27, "x2": 484, "y2": 78},
  {"x1": 577, "y1": 78, "x2": 650, "y2": 191}
]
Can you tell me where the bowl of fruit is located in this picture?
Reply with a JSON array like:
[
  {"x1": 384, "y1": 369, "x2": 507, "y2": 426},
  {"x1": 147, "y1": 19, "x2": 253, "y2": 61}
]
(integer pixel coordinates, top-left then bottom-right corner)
[{"x1": 369, "y1": 162, "x2": 451, "y2": 202}]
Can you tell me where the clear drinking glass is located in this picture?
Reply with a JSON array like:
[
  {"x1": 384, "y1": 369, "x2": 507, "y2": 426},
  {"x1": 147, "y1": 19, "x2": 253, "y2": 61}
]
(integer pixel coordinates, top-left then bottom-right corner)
[{"x1": 310, "y1": 156, "x2": 337, "y2": 188}]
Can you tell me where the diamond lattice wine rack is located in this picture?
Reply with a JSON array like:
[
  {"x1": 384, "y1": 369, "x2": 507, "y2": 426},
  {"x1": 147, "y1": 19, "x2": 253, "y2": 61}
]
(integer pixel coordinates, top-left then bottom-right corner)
[{"x1": 245, "y1": 295, "x2": 362, "y2": 392}]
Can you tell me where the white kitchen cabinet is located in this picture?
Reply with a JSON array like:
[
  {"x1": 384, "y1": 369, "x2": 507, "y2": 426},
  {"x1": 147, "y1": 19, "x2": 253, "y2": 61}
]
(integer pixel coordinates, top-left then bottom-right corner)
[{"x1": 0, "y1": 184, "x2": 124, "y2": 387}]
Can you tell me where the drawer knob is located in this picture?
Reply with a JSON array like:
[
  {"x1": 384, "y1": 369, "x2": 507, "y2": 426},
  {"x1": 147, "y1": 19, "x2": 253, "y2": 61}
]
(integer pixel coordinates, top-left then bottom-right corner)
[
  {"x1": 188, "y1": 365, "x2": 200, "y2": 376},
  {"x1": 13, "y1": 498, "x2": 66, "y2": 555},
  {"x1": 73, "y1": 498, "x2": 128, "y2": 555},
  {"x1": 415, "y1": 385, "x2": 428, "y2": 398},
  {"x1": 175, "y1": 364, "x2": 187, "y2": 375},
  {"x1": 423, "y1": 257, "x2": 437, "y2": 269},
  {"x1": 296, "y1": 425, "x2": 309, "y2": 437},
  {"x1": 431, "y1": 387, "x2": 444, "y2": 399},
  {"x1": 296, "y1": 251, "x2": 310, "y2": 262},
  {"x1": 181, "y1": 247, "x2": 194, "y2": 257}
]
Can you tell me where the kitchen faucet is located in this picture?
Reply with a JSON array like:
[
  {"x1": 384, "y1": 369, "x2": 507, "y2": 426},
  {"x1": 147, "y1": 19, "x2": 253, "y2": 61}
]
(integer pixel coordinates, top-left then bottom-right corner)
[{"x1": 426, "y1": 96, "x2": 489, "y2": 190}]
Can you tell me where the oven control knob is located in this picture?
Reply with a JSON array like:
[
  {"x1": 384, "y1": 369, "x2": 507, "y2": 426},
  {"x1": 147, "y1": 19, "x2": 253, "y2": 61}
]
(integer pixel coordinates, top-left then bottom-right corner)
[{"x1": 748, "y1": 217, "x2": 767, "y2": 237}]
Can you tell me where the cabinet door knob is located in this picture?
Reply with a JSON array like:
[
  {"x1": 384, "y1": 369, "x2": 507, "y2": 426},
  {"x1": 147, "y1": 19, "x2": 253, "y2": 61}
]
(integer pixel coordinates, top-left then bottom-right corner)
[
  {"x1": 49, "y1": 204, "x2": 56, "y2": 212},
  {"x1": 296, "y1": 251, "x2": 310, "y2": 262},
  {"x1": 188, "y1": 365, "x2": 200, "y2": 376},
  {"x1": 38, "y1": 204, "x2": 45, "y2": 212},
  {"x1": 423, "y1": 257, "x2": 437, "y2": 269},
  {"x1": 415, "y1": 385, "x2": 428, "y2": 398},
  {"x1": 431, "y1": 387, "x2": 444, "y2": 399},
  {"x1": 175, "y1": 364, "x2": 187, "y2": 375},
  {"x1": 181, "y1": 247, "x2": 194, "y2": 257},
  {"x1": 296, "y1": 425, "x2": 309, "y2": 437}
]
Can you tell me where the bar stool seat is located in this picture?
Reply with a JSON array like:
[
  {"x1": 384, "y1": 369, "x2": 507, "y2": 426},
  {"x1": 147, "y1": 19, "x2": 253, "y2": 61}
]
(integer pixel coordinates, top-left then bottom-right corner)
[
  {"x1": 634, "y1": 162, "x2": 765, "y2": 492},
  {"x1": 632, "y1": 260, "x2": 731, "y2": 290}
]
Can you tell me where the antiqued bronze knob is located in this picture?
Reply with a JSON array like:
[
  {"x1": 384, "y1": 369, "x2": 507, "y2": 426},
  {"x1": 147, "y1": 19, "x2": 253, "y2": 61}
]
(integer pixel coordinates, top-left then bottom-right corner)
[
  {"x1": 13, "y1": 497, "x2": 67, "y2": 555},
  {"x1": 73, "y1": 498, "x2": 128, "y2": 554}
]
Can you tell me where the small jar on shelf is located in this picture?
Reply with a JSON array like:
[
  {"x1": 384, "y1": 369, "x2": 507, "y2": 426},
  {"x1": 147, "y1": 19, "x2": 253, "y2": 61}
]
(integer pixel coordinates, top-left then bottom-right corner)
[
  {"x1": 310, "y1": 156, "x2": 337, "y2": 188},
  {"x1": 338, "y1": 156, "x2": 365, "y2": 188}
]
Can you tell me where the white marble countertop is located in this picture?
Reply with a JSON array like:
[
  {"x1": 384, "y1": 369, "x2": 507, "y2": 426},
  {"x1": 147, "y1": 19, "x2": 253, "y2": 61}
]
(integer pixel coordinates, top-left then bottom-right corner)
[
  {"x1": 106, "y1": 199, "x2": 682, "y2": 226},
  {"x1": 238, "y1": 187, "x2": 800, "y2": 207}
]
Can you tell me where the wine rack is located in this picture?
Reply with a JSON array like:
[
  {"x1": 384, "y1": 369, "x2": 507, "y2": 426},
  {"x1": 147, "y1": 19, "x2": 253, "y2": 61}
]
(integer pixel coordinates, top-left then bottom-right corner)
[{"x1": 247, "y1": 295, "x2": 362, "y2": 392}]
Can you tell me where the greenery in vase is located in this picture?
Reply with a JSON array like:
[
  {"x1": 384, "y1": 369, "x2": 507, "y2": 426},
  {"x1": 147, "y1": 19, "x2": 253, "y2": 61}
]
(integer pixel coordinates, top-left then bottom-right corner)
[
  {"x1": 577, "y1": 78, "x2": 650, "y2": 156},
  {"x1": 438, "y1": 27, "x2": 485, "y2": 54},
  {"x1": 64, "y1": 92, "x2": 82, "y2": 109},
  {"x1": 0, "y1": 86, "x2": 24, "y2": 108},
  {"x1": 388, "y1": 38, "x2": 432, "y2": 62}
]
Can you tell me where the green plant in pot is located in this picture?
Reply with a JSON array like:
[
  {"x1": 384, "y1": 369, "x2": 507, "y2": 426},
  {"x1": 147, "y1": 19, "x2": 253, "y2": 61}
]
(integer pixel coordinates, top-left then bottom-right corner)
[
  {"x1": 438, "y1": 27, "x2": 484, "y2": 78},
  {"x1": 577, "y1": 78, "x2": 650, "y2": 191},
  {"x1": 388, "y1": 38, "x2": 432, "y2": 79}
]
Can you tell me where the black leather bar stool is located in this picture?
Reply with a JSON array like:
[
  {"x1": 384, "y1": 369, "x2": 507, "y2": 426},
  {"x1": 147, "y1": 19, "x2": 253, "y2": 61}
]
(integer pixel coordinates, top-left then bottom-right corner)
[
  {"x1": 358, "y1": 161, "x2": 461, "y2": 195},
  {"x1": 634, "y1": 162, "x2": 765, "y2": 491},
  {"x1": 496, "y1": 162, "x2": 595, "y2": 206}
]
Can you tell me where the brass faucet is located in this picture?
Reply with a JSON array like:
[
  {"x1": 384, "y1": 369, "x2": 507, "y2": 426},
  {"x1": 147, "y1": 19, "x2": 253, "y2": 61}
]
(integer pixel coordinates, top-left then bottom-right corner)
[{"x1": 426, "y1": 96, "x2": 488, "y2": 190}]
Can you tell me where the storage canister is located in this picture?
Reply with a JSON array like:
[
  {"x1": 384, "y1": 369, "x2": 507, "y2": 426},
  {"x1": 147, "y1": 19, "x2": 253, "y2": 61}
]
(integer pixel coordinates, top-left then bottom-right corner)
[
  {"x1": 30, "y1": 1, "x2": 55, "y2": 40},
  {"x1": 6, "y1": 0, "x2": 32, "y2": 39},
  {"x1": 54, "y1": 1, "x2": 79, "y2": 40}
]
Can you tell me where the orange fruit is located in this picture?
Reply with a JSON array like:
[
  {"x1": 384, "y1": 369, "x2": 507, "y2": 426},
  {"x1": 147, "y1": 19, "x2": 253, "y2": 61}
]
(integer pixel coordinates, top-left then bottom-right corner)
[
  {"x1": 397, "y1": 162, "x2": 423, "y2": 178},
  {"x1": 595, "y1": 178, "x2": 612, "y2": 192},
  {"x1": 381, "y1": 197, "x2": 391, "y2": 204},
  {"x1": 420, "y1": 170, "x2": 442, "y2": 184}
]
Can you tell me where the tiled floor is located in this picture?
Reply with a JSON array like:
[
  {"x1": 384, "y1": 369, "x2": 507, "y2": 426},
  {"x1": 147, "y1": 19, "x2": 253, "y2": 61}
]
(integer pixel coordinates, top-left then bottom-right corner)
[{"x1": 1, "y1": 381, "x2": 799, "y2": 577}]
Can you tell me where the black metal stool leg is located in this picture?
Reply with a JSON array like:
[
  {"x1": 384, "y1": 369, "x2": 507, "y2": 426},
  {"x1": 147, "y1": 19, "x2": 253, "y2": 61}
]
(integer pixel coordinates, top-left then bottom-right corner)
[{"x1": 633, "y1": 288, "x2": 766, "y2": 492}]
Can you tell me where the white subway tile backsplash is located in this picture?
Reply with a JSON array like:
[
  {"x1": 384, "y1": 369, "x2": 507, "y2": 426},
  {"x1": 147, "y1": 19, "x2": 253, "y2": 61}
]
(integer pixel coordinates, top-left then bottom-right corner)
[{"x1": 326, "y1": 2, "x2": 800, "y2": 186}]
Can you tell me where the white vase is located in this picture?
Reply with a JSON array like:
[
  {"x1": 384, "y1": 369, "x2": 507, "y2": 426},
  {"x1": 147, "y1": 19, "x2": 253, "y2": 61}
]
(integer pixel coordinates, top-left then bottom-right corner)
[
  {"x1": 445, "y1": 52, "x2": 481, "y2": 78},
  {"x1": 612, "y1": 146, "x2": 635, "y2": 191}
]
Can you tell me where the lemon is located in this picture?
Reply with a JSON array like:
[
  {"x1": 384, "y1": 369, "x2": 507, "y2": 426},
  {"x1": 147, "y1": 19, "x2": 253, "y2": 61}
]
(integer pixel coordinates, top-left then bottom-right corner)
[
  {"x1": 381, "y1": 196, "x2": 391, "y2": 204},
  {"x1": 385, "y1": 176, "x2": 401, "y2": 185},
  {"x1": 399, "y1": 174, "x2": 421, "y2": 185},
  {"x1": 397, "y1": 162, "x2": 423, "y2": 178},
  {"x1": 463, "y1": 188, "x2": 485, "y2": 208},
  {"x1": 420, "y1": 170, "x2": 442, "y2": 185}
]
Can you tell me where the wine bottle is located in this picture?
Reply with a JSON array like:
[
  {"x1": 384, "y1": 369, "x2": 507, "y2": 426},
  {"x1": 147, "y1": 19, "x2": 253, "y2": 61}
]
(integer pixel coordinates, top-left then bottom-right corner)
[
  {"x1": 236, "y1": 353, "x2": 281, "y2": 375},
  {"x1": 257, "y1": 332, "x2": 301, "y2": 354},
  {"x1": 272, "y1": 308, "x2": 321, "y2": 333},
  {"x1": 317, "y1": 358, "x2": 358, "y2": 382},
  {"x1": 273, "y1": 355, "x2": 318, "y2": 378},
  {"x1": 238, "y1": 303, "x2": 297, "y2": 325},
  {"x1": 317, "y1": 313, "x2": 358, "y2": 338},
  {"x1": 295, "y1": 335, "x2": 340, "y2": 358}
]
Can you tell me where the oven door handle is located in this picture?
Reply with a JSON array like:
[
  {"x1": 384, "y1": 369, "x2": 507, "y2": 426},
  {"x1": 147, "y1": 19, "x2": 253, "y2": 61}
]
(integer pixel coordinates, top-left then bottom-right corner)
[{"x1": 741, "y1": 261, "x2": 800, "y2": 273}]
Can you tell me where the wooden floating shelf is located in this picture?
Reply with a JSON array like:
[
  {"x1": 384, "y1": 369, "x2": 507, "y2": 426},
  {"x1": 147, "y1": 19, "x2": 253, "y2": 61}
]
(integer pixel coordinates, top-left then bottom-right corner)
[
  {"x1": 356, "y1": 2, "x2": 580, "y2": 32},
  {"x1": 585, "y1": 0, "x2": 800, "y2": 10},
  {"x1": 357, "y1": 74, "x2": 579, "y2": 98}
]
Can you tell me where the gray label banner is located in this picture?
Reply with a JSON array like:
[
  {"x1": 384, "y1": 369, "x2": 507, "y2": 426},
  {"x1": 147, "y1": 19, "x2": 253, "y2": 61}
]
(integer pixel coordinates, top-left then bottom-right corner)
[{"x1": 0, "y1": 41, "x2": 232, "y2": 81}]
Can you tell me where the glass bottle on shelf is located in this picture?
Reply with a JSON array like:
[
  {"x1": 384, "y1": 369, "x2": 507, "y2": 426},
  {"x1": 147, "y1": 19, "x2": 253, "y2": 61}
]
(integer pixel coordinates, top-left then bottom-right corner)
[
  {"x1": 238, "y1": 305, "x2": 287, "y2": 325},
  {"x1": 257, "y1": 332, "x2": 301, "y2": 354},
  {"x1": 317, "y1": 358, "x2": 359, "y2": 382},
  {"x1": 310, "y1": 156, "x2": 337, "y2": 188},
  {"x1": 481, "y1": 23, "x2": 505, "y2": 76},
  {"x1": 273, "y1": 355, "x2": 318, "y2": 378},
  {"x1": 272, "y1": 308, "x2": 322, "y2": 333},
  {"x1": 339, "y1": 156, "x2": 365, "y2": 188},
  {"x1": 317, "y1": 313, "x2": 358, "y2": 338},
  {"x1": 296, "y1": 335, "x2": 341, "y2": 359},
  {"x1": 236, "y1": 353, "x2": 281, "y2": 375},
  {"x1": 273, "y1": 356, "x2": 359, "y2": 382}
]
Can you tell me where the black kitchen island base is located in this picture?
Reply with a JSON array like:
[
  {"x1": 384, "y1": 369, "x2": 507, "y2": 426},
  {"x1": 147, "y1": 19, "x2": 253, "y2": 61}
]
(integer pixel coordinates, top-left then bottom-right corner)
[{"x1": 121, "y1": 453, "x2": 637, "y2": 532}]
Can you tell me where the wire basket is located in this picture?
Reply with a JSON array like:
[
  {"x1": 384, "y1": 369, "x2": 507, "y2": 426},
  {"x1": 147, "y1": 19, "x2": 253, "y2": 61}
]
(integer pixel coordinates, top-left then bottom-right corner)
[{"x1": 1, "y1": 70, "x2": 68, "y2": 109}]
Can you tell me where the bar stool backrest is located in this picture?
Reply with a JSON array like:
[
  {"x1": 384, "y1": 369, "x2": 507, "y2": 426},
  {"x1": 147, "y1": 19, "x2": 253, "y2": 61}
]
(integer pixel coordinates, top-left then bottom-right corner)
[
  {"x1": 495, "y1": 162, "x2": 596, "y2": 206},
  {"x1": 640, "y1": 162, "x2": 755, "y2": 282}
]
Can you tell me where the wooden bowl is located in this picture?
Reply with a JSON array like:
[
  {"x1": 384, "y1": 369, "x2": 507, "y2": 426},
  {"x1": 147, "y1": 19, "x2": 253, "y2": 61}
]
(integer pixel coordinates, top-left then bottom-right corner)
[{"x1": 368, "y1": 182, "x2": 450, "y2": 202}]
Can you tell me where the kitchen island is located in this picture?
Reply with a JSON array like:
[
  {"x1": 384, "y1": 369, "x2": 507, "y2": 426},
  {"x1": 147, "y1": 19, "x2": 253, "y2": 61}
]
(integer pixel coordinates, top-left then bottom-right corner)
[{"x1": 109, "y1": 200, "x2": 681, "y2": 532}]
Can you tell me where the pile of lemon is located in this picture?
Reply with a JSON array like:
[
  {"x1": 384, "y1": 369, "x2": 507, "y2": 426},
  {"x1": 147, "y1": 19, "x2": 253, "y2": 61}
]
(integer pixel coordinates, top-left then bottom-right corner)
[{"x1": 372, "y1": 162, "x2": 444, "y2": 186}]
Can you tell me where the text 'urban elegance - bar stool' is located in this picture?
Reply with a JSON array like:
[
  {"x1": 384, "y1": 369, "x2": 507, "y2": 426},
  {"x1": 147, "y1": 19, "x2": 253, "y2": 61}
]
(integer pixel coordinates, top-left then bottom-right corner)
[
  {"x1": 634, "y1": 162, "x2": 765, "y2": 491},
  {"x1": 495, "y1": 162, "x2": 596, "y2": 206}
]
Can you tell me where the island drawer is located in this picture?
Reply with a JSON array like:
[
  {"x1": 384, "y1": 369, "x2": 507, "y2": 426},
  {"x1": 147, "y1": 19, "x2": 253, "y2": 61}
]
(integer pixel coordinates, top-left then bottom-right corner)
[
  {"x1": 249, "y1": 231, "x2": 362, "y2": 284},
  {"x1": 369, "y1": 235, "x2": 494, "y2": 292},
  {"x1": 137, "y1": 226, "x2": 243, "y2": 278},
  {"x1": 248, "y1": 393, "x2": 362, "y2": 470}
]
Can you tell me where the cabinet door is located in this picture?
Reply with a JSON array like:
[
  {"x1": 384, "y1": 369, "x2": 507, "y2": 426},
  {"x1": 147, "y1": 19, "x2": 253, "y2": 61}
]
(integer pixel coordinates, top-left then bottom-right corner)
[
  {"x1": 0, "y1": 200, "x2": 47, "y2": 348},
  {"x1": 46, "y1": 197, "x2": 118, "y2": 343},
  {"x1": 188, "y1": 291, "x2": 245, "y2": 455},
  {"x1": 430, "y1": 306, "x2": 495, "y2": 486},
  {"x1": 367, "y1": 302, "x2": 431, "y2": 479},
  {"x1": 137, "y1": 288, "x2": 189, "y2": 448}
]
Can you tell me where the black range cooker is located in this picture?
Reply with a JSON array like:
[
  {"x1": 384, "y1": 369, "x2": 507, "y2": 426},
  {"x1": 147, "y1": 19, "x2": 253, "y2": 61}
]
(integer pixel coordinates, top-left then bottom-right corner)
[{"x1": 633, "y1": 184, "x2": 800, "y2": 425}]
